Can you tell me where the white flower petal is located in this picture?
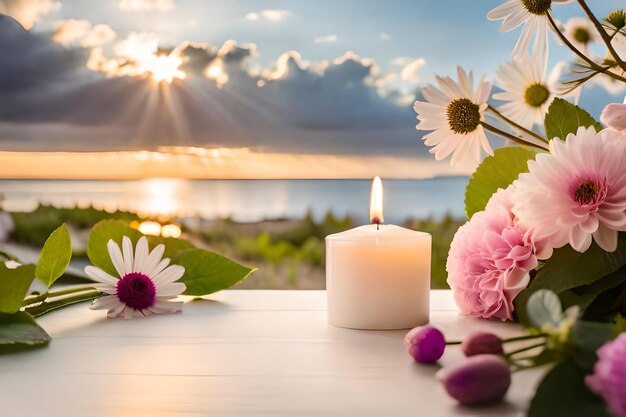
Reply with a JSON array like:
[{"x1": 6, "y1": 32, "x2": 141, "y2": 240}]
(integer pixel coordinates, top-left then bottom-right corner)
[
  {"x1": 85, "y1": 266, "x2": 119, "y2": 285},
  {"x1": 156, "y1": 282, "x2": 186, "y2": 297},
  {"x1": 152, "y1": 265, "x2": 185, "y2": 286},
  {"x1": 122, "y1": 236, "x2": 134, "y2": 276},
  {"x1": 133, "y1": 236, "x2": 149, "y2": 273},
  {"x1": 107, "y1": 239, "x2": 125, "y2": 278},
  {"x1": 143, "y1": 244, "x2": 165, "y2": 278},
  {"x1": 91, "y1": 295, "x2": 121, "y2": 311}
]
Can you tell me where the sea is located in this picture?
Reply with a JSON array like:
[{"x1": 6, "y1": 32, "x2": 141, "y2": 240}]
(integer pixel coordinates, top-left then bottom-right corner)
[{"x1": 0, "y1": 177, "x2": 469, "y2": 224}]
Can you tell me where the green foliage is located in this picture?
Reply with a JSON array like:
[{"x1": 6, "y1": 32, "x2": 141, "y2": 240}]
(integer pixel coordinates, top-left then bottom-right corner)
[
  {"x1": 464, "y1": 147, "x2": 537, "y2": 218},
  {"x1": 35, "y1": 224, "x2": 72, "y2": 287},
  {"x1": 570, "y1": 320, "x2": 614, "y2": 371},
  {"x1": 0, "y1": 311, "x2": 50, "y2": 348},
  {"x1": 87, "y1": 220, "x2": 142, "y2": 277},
  {"x1": 0, "y1": 264, "x2": 36, "y2": 313},
  {"x1": 544, "y1": 98, "x2": 602, "y2": 141},
  {"x1": 515, "y1": 235, "x2": 626, "y2": 325},
  {"x1": 173, "y1": 248, "x2": 255, "y2": 295},
  {"x1": 10, "y1": 204, "x2": 140, "y2": 246},
  {"x1": 528, "y1": 359, "x2": 610, "y2": 417},
  {"x1": 527, "y1": 290, "x2": 563, "y2": 328}
]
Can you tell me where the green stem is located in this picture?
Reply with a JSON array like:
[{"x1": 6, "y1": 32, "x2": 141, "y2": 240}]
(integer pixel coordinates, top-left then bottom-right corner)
[
  {"x1": 576, "y1": 0, "x2": 626, "y2": 72},
  {"x1": 481, "y1": 122, "x2": 549, "y2": 150},
  {"x1": 505, "y1": 342, "x2": 546, "y2": 358},
  {"x1": 502, "y1": 333, "x2": 546, "y2": 343},
  {"x1": 547, "y1": 12, "x2": 626, "y2": 84},
  {"x1": 445, "y1": 340, "x2": 462, "y2": 346},
  {"x1": 487, "y1": 105, "x2": 549, "y2": 144},
  {"x1": 25, "y1": 291, "x2": 102, "y2": 318},
  {"x1": 22, "y1": 285, "x2": 97, "y2": 307}
]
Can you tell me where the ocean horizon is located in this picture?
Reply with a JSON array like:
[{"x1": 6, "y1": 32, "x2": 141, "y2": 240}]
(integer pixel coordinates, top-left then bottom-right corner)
[{"x1": 0, "y1": 177, "x2": 469, "y2": 224}]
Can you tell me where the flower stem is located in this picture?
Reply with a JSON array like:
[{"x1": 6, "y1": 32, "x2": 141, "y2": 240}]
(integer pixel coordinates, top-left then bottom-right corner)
[
  {"x1": 505, "y1": 342, "x2": 546, "y2": 358},
  {"x1": 22, "y1": 285, "x2": 97, "y2": 307},
  {"x1": 24, "y1": 290, "x2": 102, "y2": 318},
  {"x1": 481, "y1": 122, "x2": 549, "y2": 150},
  {"x1": 487, "y1": 105, "x2": 549, "y2": 144},
  {"x1": 445, "y1": 340, "x2": 463, "y2": 345},
  {"x1": 546, "y1": 12, "x2": 626, "y2": 84},
  {"x1": 502, "y1": 333, "x2": 546, "y2": 343},
  {"x1": 576, "y1": 0, "x2": 626, "y2": 72}
]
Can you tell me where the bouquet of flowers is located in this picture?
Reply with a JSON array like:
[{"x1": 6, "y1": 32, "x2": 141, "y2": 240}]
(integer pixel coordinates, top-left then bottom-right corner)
[{"x1": 410, "y1": 1, "x2": 626, "y2": 416}]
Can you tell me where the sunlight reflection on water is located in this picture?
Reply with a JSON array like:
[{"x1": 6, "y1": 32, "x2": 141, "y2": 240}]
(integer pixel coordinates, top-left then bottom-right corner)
[{"x1": 0, "y1": 178, "x2": 468, "y2": 223}]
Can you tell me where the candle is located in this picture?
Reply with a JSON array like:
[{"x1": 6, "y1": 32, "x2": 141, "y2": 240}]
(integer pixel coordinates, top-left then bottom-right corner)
[{"x1": 325, "y1": 176, "x2": 431, "y2": 330}]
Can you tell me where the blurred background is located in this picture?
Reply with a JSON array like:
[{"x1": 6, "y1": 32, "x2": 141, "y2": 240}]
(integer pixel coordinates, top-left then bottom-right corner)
[{"x1": 0, "y1": 0, "x2": 623, "y2": 289}]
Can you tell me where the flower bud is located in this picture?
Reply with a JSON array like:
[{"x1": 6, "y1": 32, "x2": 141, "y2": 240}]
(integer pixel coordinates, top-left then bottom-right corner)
[
  {"x1": 461, "y1": 332, "x2": 504, "y2": 357},
  {"x1": 601, "y1": 102, "x2": 626, "y2": 133},
  {"x1": 437, "y1": 355, "x2": 511, "y2": 406},
  {"x1": 404, "y1": 326, "x2": 445, "y2": 363}
]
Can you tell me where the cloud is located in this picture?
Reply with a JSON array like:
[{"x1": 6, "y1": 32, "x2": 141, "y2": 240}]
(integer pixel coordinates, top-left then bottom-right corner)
[
  {"x1": 0, "y1": 0, "x2": 59, "y2": 29},
  {"x1": 0, "y1": 16, "x2": 425, "y2": 158},
  {"x1": 400, "y1": 58, "x2": 426, "y2": 83},
  {"x1": 52, "y1": 19, "x2": 116, "y2": 48},
  {"x1": 118, "y1": 0, "x2": 174, "y2": 12},
  {"x1": 379, "y1": 32, "x2": 390, "y2": 41},
  {"x1": 314, "y1": 34, "x2": 338, "y2": 44},
  {"x1": 245, "y1": 9, "x2": 289, "y2": 22}
]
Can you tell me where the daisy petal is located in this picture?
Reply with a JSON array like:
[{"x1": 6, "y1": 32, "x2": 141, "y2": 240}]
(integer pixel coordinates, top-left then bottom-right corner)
[
  {"x1": 85, "y1": 266, "x2": 119, "y2": 285},
  {"x1": 107, "y1": 240, "x2": 125, "y2": 278}
]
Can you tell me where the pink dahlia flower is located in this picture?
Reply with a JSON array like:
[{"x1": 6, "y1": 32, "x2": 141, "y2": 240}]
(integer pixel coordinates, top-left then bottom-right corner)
[
  {"x1": 586, "y1": 333, "x2": 626, "y2": 417},
  {"x1": 512, "y1": 127, "x2": 626, "y2": 258},
  {"x1": 600, "y1": 100, "x2": 626, "y2": 133},
  {"x1": 447, "y1": 186, "x2": 538, "y2": 321}
]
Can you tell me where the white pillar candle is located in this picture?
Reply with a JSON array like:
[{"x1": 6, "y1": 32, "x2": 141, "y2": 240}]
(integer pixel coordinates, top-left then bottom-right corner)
[{"x1": 326, "y1": 177, "x2": 431, "y2": 330}]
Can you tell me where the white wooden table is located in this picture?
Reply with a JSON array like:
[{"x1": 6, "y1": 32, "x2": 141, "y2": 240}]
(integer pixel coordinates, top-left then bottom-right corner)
[{"x1": 0, "y1": 290, "x2": 544, "y2": 417}]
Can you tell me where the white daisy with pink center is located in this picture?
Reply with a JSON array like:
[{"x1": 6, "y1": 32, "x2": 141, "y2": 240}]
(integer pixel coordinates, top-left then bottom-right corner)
[{"x1": 86, "y1": 236, "x2": 186, "y2": 319}]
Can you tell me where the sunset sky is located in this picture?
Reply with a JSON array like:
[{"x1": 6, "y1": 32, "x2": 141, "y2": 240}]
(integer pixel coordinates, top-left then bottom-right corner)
[{"x1": 0, "y1": 0, "x2": 624, "y2": 179}]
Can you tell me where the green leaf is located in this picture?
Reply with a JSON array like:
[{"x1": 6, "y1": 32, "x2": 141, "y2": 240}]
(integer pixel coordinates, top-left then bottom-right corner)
[
  {"x1": 527, "y1": 290, "x2": 563, "y2": 328},
  {"x1": 87, "y1": 220, "x2": 141, "y2": 277},
  {"x1": 0, "y1": 311, "x2": 50, "y2": 347},
  {"x1": 173, "y1": 248, "x2": 255, "y2": 296},
  {"x1": 464, "y1": 147, "x2": 537, "y2": 218},
  {"x1": 35, "y1": 224, "x2": 72, "y2": 287},
  {"x1": 560, "y1": 265, "x2": 626, "y2": 312},
  {"x1": 570, "y1": 320, "x2": 614, "y2": 371},
  {"x1": 0, "y1": 264, "x2": 36, "y2": 313},
  {"x1": 88, "y1": 220, "x2": 196, "y2": 277},
  {"x1": 514, "y1": 234, "x2": 626, "y2": 325},
  {"x1": 529, "y1": 359, "x2": 610, "y2": 417},
  {"x1": 544, "y1": 98, "x2": 602, "y2": 141},
  {"x1": 147, "y1": 236, "x2": 194, "y2": 260}
]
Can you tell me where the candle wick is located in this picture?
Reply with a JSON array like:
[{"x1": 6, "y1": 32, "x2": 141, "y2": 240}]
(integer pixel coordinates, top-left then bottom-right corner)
[{"x1": 377, "y1": 223, "x2": 380, "y2": 231}]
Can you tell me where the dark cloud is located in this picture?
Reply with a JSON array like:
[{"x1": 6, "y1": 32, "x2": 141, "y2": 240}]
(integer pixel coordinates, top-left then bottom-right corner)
[{"x1": 0, "y1": 16, "x2": 422, "y2": 156}]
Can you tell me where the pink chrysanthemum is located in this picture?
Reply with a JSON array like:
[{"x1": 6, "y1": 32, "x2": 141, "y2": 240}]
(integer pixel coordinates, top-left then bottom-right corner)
[
  {"x1": 512, "y1": 127, "x2": 626, "y2": 258},
  {"x1": 447, "y1": 186, "x2": 538, "y2": 321},
  {"x1": 586, "y1": 333, "x2": 626, "y2": 417}
]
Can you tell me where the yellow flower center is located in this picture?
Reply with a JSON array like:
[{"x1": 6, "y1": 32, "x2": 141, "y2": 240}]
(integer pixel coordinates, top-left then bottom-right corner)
[
  {"x1": 446, "y1": 98, "x2": 481, "y2": 135},
  {"x1": 521, "y1": 0, "x2": 551, "y2": 15},
  {"x1": 524, "y1": 83, "x2": 550, "y2": 108}
]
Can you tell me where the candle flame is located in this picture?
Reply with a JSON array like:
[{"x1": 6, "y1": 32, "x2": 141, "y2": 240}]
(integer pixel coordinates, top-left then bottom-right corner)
[{"x1": 370, "y1": 176, "x2": 384, "y2": 224}]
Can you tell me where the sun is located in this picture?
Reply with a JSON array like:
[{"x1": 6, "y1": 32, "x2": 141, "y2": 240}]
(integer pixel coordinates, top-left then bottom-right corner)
[{"x1": 143, "y1": 52, "x2": 186, "y2": 83}]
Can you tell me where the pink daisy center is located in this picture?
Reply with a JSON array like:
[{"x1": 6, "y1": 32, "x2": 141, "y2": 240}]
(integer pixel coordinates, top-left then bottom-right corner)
[
  {"x1": 116, "y1": 272, "x2": 156, "y2": 310},
  {"x1": 572, "y1": 178, "x2": 606, "y2": 207}
]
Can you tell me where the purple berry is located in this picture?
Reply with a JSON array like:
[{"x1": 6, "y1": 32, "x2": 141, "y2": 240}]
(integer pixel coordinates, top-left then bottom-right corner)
[
  {"x1": 404, "y1": 326, "x2": 446, "y2": 363},
  {"x1": 461, "y1": 332, "x2": 504, "y2": 357},
  {"x1": 437, "y1": 355, "x2": 511, "y2": 406}
]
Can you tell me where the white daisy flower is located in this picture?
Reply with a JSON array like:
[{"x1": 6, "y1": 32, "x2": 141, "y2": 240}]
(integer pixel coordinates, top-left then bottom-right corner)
[
  {"x1": 493, "y1": 52, "x2": 564, "y2": 128},
  {"x1": 86, "y1": 236, "x2": 186, "y2": 319},
  {"x1": 413, "y1": 66, "x2": 493, "y2": 166},
  {"x1": 563, "y1": 17, "x2": 601, "y2": 52},
  {"x1": 488, "y1": 0, "x2": 571, "y2": 61}
]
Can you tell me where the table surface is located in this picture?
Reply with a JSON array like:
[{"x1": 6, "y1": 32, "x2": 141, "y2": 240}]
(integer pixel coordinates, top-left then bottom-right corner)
[{"x1": 0, "y1": 290, "x2": 544, "y2": 417}]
